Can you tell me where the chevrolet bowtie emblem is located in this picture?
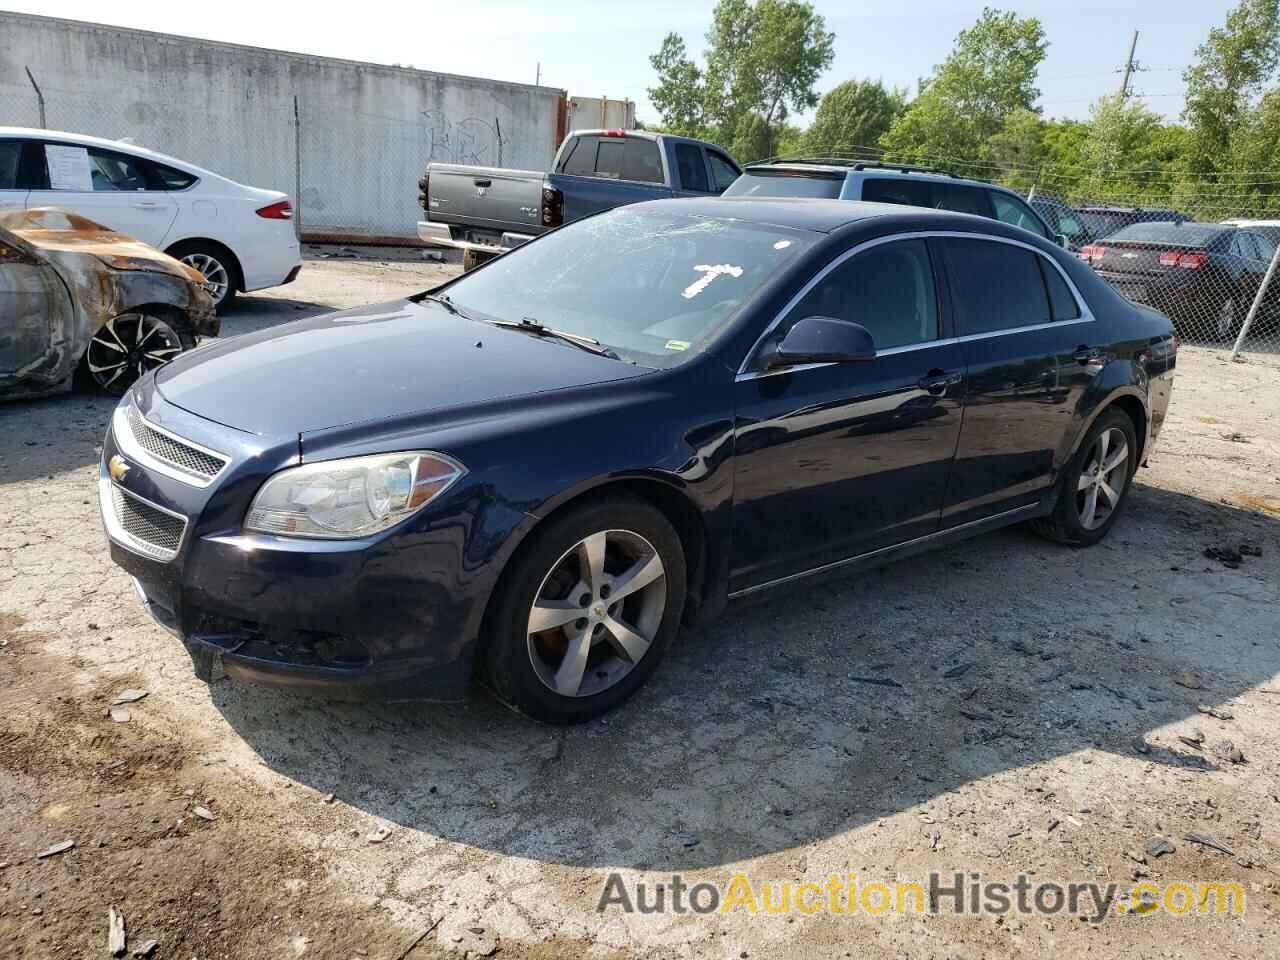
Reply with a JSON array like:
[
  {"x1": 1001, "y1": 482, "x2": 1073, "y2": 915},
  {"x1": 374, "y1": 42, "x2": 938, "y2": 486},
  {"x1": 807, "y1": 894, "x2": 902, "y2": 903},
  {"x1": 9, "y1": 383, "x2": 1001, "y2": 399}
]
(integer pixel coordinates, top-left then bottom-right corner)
[{"x1": 108, "y1": 454, "x2": 131, "y2": 482}]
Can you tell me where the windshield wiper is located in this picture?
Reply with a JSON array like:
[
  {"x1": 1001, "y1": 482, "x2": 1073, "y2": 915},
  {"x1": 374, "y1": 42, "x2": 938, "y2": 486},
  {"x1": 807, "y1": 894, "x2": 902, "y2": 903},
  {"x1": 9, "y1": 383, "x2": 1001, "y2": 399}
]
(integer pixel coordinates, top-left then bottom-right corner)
[
  {"x1": 423, "y1": 293, "x2": 471, "y2": 319},
  {"x1": 487, "y1": 317, "x2": 620, "y2": 359}
]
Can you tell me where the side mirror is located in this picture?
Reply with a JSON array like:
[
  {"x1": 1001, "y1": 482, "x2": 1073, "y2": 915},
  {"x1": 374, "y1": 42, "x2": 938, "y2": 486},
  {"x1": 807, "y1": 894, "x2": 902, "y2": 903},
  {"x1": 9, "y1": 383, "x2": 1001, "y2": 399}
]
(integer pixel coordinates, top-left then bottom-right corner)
[
  {"x1": 763, "y1": 316, "x2": 876, "y2": 370},
  {"x1": 1055, "y1": 233, "x2": 1070, "y2": 249}
]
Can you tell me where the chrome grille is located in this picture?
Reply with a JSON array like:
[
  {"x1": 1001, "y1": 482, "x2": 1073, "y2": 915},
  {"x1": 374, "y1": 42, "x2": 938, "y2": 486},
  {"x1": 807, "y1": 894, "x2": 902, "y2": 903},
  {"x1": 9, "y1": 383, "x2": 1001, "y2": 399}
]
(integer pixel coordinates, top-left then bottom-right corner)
[
  {"x1": 111, "y1": 485, "x2": 187, "y2": 561},
  {"x1": 125, "y1": 404, "x2": 228, "y2": 481}
]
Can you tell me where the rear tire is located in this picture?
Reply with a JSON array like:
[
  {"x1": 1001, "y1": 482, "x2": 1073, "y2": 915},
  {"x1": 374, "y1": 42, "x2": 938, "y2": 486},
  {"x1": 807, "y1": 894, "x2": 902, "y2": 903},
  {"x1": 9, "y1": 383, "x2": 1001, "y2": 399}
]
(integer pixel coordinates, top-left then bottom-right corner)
[
  {"x1": 481, "y1": 495, "x2": 687, "y2": 724},
  {"x1": 167, "y1": 241, "x2": 239, "y2": 311},
  {"x1": 1030, "y1": 408, "x2": 1138, "y2": 547}
]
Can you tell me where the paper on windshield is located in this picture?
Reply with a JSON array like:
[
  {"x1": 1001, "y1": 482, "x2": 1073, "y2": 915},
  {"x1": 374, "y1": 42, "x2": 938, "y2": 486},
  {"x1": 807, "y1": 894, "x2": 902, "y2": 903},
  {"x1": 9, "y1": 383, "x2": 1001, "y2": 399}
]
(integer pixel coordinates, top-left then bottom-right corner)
[{"x1": 45, "y1": 145, "x2": 93, "y2": 192}]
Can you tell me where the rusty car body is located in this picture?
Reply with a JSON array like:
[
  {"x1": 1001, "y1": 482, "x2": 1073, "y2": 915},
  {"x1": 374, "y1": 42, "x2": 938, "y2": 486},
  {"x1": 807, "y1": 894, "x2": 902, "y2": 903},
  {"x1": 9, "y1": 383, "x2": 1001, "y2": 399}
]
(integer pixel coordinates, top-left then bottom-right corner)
[{"x1": 1, "y1": 207, "x2": 216, "y2": 398}]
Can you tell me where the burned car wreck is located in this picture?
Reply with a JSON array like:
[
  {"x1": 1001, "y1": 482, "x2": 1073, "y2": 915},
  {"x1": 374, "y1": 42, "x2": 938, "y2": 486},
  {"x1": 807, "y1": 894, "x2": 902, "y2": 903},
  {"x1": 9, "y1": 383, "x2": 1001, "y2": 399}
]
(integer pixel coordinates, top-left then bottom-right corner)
[{"x1": 1, "y1": 207, "x2": 217, "y2": 398}]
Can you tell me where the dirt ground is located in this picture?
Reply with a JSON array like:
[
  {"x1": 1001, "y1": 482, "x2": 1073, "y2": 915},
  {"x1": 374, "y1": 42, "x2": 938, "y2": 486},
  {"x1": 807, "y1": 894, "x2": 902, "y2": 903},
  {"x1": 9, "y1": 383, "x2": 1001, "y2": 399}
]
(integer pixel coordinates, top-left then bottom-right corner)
[{"x1": 2, "y1": 253, "x2": 1279, "y2": 960}]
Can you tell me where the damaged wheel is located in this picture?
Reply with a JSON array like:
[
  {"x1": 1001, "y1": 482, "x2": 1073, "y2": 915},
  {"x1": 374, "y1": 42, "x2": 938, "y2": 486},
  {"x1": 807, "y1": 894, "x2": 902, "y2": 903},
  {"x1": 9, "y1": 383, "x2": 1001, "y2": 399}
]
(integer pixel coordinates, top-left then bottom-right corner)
[
  {"x1": 80, "y1": 312, "x2": 195, "y2": 395},
  {"x1": 169, "y1": 242, "x2": 238, "y2": 311}
]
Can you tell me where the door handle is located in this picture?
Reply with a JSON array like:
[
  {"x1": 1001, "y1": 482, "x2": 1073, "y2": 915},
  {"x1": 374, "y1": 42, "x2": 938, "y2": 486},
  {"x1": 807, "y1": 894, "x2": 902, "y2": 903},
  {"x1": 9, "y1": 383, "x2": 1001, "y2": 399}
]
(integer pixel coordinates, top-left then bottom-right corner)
[
  {"x1": 473, "y1": 178, "x2": 492, "y2": 188},
  {"x1": 1072, "y1": 345, "x2": 1103, "y2": 365},
  {"x1": 917, "y1": 369, "x2": 962, "y2": 394},
  {"x1": 134, "y1": 201, "x2": 160, "y2": 209}
]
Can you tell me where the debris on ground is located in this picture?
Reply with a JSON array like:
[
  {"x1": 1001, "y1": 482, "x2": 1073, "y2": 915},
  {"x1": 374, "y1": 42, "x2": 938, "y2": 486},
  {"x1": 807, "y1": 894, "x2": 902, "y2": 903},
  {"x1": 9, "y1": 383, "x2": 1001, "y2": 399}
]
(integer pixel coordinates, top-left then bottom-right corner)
[
  {"x1": 109, "y1": 905, "x2": 127, "y2": 957},
  {"x1": 367, "y1": 826, "x2": 393, "y2": 843},
  {"x1": 673, "y1": 831, "x2": 700, "y2": 848},
  {"x1": 1204, "y1": 546, "x2": 1244, "y2": 567},
  {"x1": 192, "y1": 805, "x2": 217, "y2": 822},
  {"x1": 1145, "y1": 836, "x2": 1176, "y2": 858},
  {"x1": 1213, "y1": 740, "x2": 1246, "y2": 764},
  {"x1": 131, "y1": 940, "x2": 159, "y2": 958},
  {"x1": 1197, "y1": 703, "x2": 1234, "y2": 720},
  {"x1": 111, "y1": 689, "x2": 148, "y2": 705},
  {"x1": 1125, "y1": 849, "x2": 1147, "y2": 865},
  {"x1": 36, "y1": 839, "x2": 75, "y2": 859},
  {"x1": 108, "y1": 707, "x2": 131, "y2": 723},
  {"x1": 323, "y1": 792, "x2": 337, "y2": 804},
  {"x1": 1178, "y1": 729, "x2": 1206, "y2": 749},
  {"x1": 1184, "y1": 832, "x2": 1234, "y2": 856},
  {"x1": 942, "y1": 662, "x2": 975, "y2": 679},
  {"x1": 1240, "y1": 543, "x2": 1263, "y2": 557},
  {"x1": 1175, "y1": 671, "x2": 1204, "y2": 690},
  {"x1": 847, "y1": 675, "x2": 902, "y2": 687}
]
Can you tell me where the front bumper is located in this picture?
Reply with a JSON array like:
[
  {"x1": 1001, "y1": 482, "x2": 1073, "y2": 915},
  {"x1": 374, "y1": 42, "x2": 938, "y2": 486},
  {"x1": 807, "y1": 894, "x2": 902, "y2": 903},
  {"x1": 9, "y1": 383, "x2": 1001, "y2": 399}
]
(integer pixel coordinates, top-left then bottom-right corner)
[{"x1": 97, "y1": 385, "x2": 513, "y2": 701}]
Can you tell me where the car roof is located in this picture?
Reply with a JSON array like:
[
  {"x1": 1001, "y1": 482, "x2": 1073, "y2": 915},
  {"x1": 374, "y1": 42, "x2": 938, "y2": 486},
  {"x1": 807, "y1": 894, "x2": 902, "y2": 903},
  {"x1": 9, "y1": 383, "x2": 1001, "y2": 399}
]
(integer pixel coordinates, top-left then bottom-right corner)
[
  {"x1": 628, "y1": 196, "x2": 1013, "y2": 234},
  {"x1": 738, "y1": 160, "x2": 1037, "y2": 198},
  {"x1": 1223, "y1": 218, "x2": 1280, "y2": 227},
  {"x1": 0, "y1": 125, "x2": 216, "y2": 179}
]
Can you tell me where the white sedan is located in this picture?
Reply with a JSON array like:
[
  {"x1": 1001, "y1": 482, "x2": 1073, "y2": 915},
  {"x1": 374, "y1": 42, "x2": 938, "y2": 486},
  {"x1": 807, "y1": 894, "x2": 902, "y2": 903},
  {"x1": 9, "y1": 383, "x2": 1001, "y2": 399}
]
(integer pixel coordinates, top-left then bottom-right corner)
[{"x1": 0, "y1": 127, "x2": 301, "y2": 310}]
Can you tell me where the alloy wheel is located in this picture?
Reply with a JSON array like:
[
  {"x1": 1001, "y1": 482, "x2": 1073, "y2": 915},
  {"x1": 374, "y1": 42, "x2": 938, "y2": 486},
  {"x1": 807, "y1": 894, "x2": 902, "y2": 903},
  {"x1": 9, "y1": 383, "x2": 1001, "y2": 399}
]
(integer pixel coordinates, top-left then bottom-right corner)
[
  {"x1": 86, "y1": 313, "x2": 186, "y2": 393},
  {"x1": 180, "y1": 252, "x2": 229, "y2": 305},
  {"x1": 526, "y1": 529, "x2": 667, "y2": 698},
  {"x1": 1076, "y1": 426, "x2": 1129, "y2": 530}
]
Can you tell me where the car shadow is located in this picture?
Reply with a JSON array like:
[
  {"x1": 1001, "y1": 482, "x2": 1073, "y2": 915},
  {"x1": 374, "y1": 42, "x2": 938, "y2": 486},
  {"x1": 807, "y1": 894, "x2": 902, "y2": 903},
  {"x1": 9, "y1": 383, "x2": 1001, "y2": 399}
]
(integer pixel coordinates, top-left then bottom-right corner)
[
  {"x1": 215, "y1": 295, "x2": 335, "y2": 339},
  {"x1": 0, "y1": 392, "x2": 117, "y2": 486},
  {"x1": 209, "y1": 480, "x2": 1279, "y2": 870}
]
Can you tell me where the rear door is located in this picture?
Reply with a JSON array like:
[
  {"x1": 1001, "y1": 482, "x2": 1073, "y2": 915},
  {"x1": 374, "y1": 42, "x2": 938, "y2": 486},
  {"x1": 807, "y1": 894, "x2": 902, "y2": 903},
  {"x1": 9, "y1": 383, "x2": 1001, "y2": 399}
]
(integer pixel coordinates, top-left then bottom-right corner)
[
  {"x1": 705, "y1": 149, "x2": 741, "y2": 195},
  {"x1": 731, "y1": 237, "x2": 964, "y2": 590},
  {"x1": 26, "y1": 140, "x2": 178, "y2": 246},
  {"x1": 939, "y1": 236, "x2": 1096, "y2": 526}
]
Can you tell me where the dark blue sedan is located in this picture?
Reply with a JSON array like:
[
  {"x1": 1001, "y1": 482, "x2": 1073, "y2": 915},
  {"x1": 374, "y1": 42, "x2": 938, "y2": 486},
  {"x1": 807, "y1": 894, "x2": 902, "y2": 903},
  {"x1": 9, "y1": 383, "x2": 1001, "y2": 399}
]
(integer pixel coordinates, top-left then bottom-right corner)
[{"x1": 99, "y1": 199, "x2": 1176, "y2": 723}]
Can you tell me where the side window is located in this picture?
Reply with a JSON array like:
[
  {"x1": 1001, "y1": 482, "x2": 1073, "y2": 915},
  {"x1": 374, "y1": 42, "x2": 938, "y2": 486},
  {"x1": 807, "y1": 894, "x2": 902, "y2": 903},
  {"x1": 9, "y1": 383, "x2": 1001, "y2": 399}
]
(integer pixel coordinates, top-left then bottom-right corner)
[
  {"x1": 1253, "y1": 231, "x2": 1276, "y2": 264},
  {"x1": 784, "y1": 239, "x2": 939, "y2": 351},
  {"x1": 861, "y1": 178, "x2": 932, "y2": 207},
  {"x1": 1057, "y1": 211, "x2": 1086, "y2": 239},
  {"x1": 674, "y1": 143, "x2": 709, "y2": 191},
  {"x1": 0, "y1": 140, "x2": 22, "y2": 189},
  {"x1": 1040, "y1": 258, "x2": 1081, "y2": 321},
  {"x1": 991, "y1": 192, "x2": 1050, "y2": 239},
  {"x1": 559, "y1": 137, "x2": 598, "y2": 176},
  {"x1": 150, "y1": 161, "x2": 197, "y2": 190},
  {"x1": 944, "y1": 238, "x2": 1051, "y2": 335},
  {"x1": 621, "y1": 139, "x2": 663, "y2": 183},
  {"x1": 933, "y1": 184, "x2": 992, "y2": 217},
  {"x1": 87, "y1": 147, "x2": 151, "y2": 191},
  {"x1": 707, "y1": 151, "x2": 740, "y2": 192}
]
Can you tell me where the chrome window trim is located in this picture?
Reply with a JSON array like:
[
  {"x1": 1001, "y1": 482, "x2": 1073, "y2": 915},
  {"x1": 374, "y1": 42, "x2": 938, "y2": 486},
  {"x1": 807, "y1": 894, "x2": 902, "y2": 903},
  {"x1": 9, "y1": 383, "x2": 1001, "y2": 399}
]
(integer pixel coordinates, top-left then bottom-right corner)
[
  {"x1": 735, "y1": 229, "x2": 1095, "y2": 379},
  {"x1": 113, "y1": 403, "x2": 230, "y2": 488},
  {"x1": 98, "y1": 475, "x2": 188, "y2": 563}
]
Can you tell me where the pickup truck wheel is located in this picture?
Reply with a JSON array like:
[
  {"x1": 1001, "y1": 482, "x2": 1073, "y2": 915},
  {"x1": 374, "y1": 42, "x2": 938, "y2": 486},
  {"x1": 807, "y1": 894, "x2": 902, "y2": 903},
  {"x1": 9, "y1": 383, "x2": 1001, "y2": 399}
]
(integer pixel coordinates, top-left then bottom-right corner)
[{"x1": 463, "y1": 249, "x2": 498, "y2": 272}]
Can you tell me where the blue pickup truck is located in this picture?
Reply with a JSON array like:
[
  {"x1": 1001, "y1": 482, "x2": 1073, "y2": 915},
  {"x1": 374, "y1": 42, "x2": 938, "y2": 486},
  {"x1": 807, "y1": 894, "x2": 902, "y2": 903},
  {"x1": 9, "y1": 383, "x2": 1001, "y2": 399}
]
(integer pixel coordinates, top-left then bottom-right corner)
[{"x1": 417, "y1": 129, "x2": 741, "y2": 268}]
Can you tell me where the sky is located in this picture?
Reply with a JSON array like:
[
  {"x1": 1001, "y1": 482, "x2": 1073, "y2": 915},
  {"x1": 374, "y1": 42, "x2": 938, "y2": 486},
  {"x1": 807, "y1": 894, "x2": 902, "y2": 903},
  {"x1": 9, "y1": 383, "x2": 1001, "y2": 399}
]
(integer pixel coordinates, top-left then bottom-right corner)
[{"x1": 7, "y1": 0, "x2": 1237, "y2": 127}]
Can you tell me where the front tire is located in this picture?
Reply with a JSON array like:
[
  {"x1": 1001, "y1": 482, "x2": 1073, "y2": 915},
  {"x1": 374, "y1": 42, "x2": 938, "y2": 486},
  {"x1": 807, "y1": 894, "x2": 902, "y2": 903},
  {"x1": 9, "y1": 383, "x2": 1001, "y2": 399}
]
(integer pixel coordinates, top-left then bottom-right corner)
[
  {"x1": 78, "y1": 312, "x2": 195, "y2": 395},
  {"x1": 481, "y1": 496, "x2": 687, "y2": 724},
  {"x1": 1031, "y1": 409, "x2": 1138, "y2": 547}
]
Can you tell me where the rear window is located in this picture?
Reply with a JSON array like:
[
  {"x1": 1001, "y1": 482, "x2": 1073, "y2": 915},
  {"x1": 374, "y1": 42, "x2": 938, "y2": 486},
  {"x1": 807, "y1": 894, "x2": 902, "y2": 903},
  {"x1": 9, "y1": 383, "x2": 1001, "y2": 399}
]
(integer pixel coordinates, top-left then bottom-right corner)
[
  {"x1": 580, "y1": 136, "x2": 664, "y2": 184},
  {"x1": 723, "y1": 171, "x2": 843, "y2": 199},
  {"x1": 1107, "y1": 222, "x2": 1223, "y2": 247},
  {"x1": 944, "y1": 238, "x2": 1051, "y2": 335},
  {"x1": 151, "y1": 161, "x2": 197, "y2": 190}
]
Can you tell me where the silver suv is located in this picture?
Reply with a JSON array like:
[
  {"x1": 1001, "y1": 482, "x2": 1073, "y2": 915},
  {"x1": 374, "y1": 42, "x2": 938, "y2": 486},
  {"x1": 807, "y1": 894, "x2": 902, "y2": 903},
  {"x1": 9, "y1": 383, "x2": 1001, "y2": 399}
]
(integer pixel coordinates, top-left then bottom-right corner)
[{"x1": 724, "y1": 159, "x2": 1063, "y2": 246}]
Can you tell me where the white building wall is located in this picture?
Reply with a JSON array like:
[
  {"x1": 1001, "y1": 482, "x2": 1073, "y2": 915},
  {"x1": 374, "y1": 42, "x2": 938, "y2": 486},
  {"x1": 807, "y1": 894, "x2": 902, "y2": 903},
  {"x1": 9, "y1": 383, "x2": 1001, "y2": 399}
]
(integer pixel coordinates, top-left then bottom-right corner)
[{"x1": 0, "y1": 12, "x2": 566, "y2": 238}]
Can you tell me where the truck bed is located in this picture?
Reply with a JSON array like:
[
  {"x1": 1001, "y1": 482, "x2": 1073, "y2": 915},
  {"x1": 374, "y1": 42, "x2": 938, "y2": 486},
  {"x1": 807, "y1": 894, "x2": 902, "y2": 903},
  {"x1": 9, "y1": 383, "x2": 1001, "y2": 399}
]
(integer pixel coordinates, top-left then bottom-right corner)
[{"x1": 424, "y1": 163, "x2": 544, "y2": 238}]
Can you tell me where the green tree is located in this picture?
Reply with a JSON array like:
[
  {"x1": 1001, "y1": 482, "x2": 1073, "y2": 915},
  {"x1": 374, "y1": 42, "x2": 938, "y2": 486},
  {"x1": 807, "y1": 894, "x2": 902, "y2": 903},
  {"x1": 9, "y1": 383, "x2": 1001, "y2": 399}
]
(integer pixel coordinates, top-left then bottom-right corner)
[
  {"x1": 881, "y1": 7, "x2": 1048, "y2": 162},
  {"x1": 647, "y1": 0, "x2": 835, "y2": 157},
  {"x1": 985, "y1": 108, "x2": 1046, "y2": 189},
  {"x1": 1183, "y1": 0, "x2": 1280, "y2": 172},
  {"x1": 800, "y1": 79, "x2": 907, "y2": 156}
]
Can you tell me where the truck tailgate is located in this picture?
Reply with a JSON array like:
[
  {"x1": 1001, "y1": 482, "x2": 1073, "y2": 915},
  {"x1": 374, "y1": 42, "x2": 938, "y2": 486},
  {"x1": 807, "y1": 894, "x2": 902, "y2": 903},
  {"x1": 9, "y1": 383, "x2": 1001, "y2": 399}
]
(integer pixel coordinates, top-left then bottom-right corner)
[{"x1": 426, "y1": 163, "x2": 543, "y2": 236}]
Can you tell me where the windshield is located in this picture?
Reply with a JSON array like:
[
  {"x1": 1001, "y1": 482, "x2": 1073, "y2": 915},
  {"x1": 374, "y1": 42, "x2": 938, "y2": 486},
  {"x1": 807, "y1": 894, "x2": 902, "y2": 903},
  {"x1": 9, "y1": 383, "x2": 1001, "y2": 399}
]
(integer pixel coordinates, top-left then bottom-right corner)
[
  {"x1": 439, "y1": 207, "x2": 815, "y2": 366},
  {"x1": 722, "y1": 171, "x2": 844, "y2": 199},
  {"x1": 1106, "y1": 222, "x2": 1225, "y2": 247}
]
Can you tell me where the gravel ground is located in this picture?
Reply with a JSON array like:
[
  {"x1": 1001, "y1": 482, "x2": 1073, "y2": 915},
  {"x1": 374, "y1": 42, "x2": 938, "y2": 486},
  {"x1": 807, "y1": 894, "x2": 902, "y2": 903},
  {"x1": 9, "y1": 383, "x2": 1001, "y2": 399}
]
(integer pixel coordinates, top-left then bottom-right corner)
[{"x1": 2, "y1": 253, "x2": 1279, "y2": 959}]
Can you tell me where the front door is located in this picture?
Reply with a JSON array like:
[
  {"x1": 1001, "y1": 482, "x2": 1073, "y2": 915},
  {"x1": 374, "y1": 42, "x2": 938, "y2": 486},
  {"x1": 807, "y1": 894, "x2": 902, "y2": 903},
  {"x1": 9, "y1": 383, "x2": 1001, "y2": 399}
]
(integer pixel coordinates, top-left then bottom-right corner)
[
  {"x1": 938, "y1": 236, "x2": 1098, "y2": 527},
  {"x1": 26, "y1": 141, "x2": 178, "y2": 247},
  {"x1": 0, "y1": 232, "x2": 73, "y2": 380},
  {"x1": 731, "y1": 238, "x2": 965, "y2": 592}
]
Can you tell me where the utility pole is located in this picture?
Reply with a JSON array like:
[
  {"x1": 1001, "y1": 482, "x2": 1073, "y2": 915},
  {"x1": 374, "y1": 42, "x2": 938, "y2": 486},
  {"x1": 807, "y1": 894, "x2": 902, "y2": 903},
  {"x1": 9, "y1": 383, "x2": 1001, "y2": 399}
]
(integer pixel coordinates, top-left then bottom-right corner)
[
  {"x1": 1118, "y1": 30, "x2": 1139, "y2": 100},
  {"x1": 535, "y1": 62, "x2": 541, "y2": 87}
]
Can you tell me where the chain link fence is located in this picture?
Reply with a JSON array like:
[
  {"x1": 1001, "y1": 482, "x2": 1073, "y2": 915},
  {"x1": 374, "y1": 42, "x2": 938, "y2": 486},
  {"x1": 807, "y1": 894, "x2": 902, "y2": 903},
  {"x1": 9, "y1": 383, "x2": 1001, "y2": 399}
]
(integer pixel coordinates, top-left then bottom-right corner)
[{"x1": 5, "y1": 75, "x2": 1280, "y2": 362}]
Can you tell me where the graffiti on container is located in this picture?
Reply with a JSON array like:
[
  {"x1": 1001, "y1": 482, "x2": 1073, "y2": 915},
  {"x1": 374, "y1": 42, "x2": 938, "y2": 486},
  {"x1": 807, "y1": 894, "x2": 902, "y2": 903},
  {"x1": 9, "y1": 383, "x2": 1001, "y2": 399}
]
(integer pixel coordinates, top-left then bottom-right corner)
[{"x1": 421, "y1": 111, "x2": 505, "y2": 167}]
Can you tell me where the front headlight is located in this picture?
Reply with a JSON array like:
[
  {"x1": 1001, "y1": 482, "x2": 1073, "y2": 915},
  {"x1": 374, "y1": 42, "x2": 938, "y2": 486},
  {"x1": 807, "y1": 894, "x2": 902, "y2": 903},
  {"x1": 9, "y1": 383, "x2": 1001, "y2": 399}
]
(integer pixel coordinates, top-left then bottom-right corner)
[{"x1": 244, "y1": 451, "x2": 465, "y2": 539}]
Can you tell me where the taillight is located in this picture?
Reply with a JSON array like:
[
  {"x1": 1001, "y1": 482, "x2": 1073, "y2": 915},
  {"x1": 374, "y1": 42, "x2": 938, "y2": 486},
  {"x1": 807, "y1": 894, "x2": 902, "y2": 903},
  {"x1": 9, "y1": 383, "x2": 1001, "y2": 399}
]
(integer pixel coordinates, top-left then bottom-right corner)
[
  {"x1": 418, "y1": 173, "x2": 430, "y2": 212},
  {"x1": 1159, "y1": 251, "x2": 1179, "y2": 266},
  {"x1": 256, "y1": 200, "x2": 293, "y2": 220},
  {"x1": 541, "y1": 185, "x2": 564, "y2": 227},
  {"x1": 1079, "y1": 244, "x2": 1106, "y2": 264},
  {"x1": 1176, "y1": 252, "x2": 1206, "y2": 270}
]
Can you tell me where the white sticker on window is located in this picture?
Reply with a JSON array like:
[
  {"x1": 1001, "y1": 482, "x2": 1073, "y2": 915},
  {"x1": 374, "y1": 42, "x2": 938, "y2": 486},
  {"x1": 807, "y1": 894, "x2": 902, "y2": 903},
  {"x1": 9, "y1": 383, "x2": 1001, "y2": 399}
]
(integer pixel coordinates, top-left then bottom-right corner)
[
  {"x1": 682, "y1": 263, "x2": 744, "y2": 299},
  {"x1": 664, "y1": 339, "x2": 691, "y2": 351},
  {"x1": 45, "y1": 144, "x2": 93, "y2": 191},
  {"x1": 773, "y1": 240, "x2": 792, "y2": 250}
]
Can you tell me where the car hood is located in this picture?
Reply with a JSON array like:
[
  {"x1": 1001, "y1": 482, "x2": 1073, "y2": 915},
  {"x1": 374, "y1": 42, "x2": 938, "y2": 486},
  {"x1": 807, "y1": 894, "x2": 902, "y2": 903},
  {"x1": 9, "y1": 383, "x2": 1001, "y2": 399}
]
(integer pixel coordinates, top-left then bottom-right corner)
[{"x1": 154, "y1": 297, "x2": 651, "y2": 436}]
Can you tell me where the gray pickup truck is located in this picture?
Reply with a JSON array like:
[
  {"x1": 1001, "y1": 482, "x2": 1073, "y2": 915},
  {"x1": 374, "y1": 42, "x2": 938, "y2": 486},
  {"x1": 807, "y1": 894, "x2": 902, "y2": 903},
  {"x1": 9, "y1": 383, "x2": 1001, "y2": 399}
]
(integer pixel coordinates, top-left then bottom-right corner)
[{"x1": 417, "y1": 129, "x2": 741, "y2": 267}]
